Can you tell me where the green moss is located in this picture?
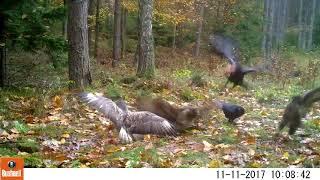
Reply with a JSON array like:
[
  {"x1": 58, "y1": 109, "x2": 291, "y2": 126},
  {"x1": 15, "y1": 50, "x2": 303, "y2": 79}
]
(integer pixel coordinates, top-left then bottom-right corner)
[
  {"x1": 179, "y1": 151, "x2": 210, "y2": 167},
  {"x1": 14, "y1": 121, "x2": 29, "y2": 134},
  {"x1": 32, "y1": 124, "x2": 72, "y2": 139},
  {"x1": 105, "y1": 83, "x2": 123, "y2": 100},
  {"x1": 180, "y1": 88, "x2": 195, "y2": 102},
  {"x1": 17, "y1": 138, "x2": 40, "y2": 153},
  {"x1": 191, "y1": 72, "x2": 207, "y2": 87},
  {"x1": 0, "y1": 147, "x2": 18, "y2": 156},
  {"x1": 24, "y1": 153, "x2": 45, "y2": 168},
  {"x1": 110, "y1": 147, "x2": 144, "y2": 168}
]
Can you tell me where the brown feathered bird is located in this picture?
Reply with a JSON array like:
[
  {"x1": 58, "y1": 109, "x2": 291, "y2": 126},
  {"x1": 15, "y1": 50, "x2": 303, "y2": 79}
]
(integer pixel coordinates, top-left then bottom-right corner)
[
  {"x1": 209, "y1": 33, "x2": 256, "y2": 88},
  {"x1": 279, "y1": 87, "x2": 320, "y2": 135},
  {"x1": 223, "y1": 59, "x2": 257, "y2": 88},
  {"x1": 135, "y1": 97, "x2": 200, "y2": 131},
  {"x1": 79, "y1": 93, "x2": 177, "y2": 144}
]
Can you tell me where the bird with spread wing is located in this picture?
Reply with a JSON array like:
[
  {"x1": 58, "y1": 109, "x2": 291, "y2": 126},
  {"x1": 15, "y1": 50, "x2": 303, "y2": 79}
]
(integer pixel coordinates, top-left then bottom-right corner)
[
  {"x1": 279, "y1": 87, "x2": 320, "y2": 135},
  {"x1": 209, "y1": 34, "x2": 257, "y2": 88},
  {"x1": 78, "y1": 93, "x2": 177, "y2": 144}
]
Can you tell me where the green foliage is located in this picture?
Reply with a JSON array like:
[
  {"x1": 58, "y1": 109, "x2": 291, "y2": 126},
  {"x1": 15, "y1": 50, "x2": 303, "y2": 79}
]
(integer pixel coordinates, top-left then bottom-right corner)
[
  {"x1": 191, "y1": 72, "x2": 207, "y2": 87},
  {"x1": 179, "y1": 151, "x2": 210, "y2": 167},
  {"x1": 0, "y1": 147, "x2": 17, "y2": 156},
  {"x1": 5, "y1": 0, "x2": 66, "y2": 50},
  {"x1": 254, "y1": 85, "x2": 303, "y2": 104},
  {"x1": 4, "y1": 0, "x2": 67, "y2": 69},
  {"x1": 105, "y1": 83, "x2": 123, "y2": 100},
  {"x1": 153, "y1": 23, "x2": 174, "y2": 46},
  {"x1": 126, "y1": 39, "x2": 138, "y2": 53},
  {"x1": 120, "y1": 76, "x2": 137, "y2": 84},
  {"x1": 173, "y1": 69, "x2": 192, "y2": 79},
  {"x1": 221, "y1": 1, "x2": 263, "y2": 61},
  {"x1": 14, "y1": 121, "x2": 29, "y2": 134},
  {"x1": 112, "y1": 147, "x2": 144, "y2": 168},
  {"x1": 304, "y1": 119, "x2": 320, "y2": 133},
  {"x1": 180, "y1": 87, "x2": 195, "y2": 102},
  {"x1": 33, "y1": 124, "x2": 72, "y2": 139},
  {"x1": 17, "y1": 138, "x2": 40, "y2": 153},
  {"x1": 136, "y1": 89, "x2": 152, "y2": 97},
  {"x1": 70, "y1": 160, "x2": 82, "y2": 168},
  {"x1": 24, "y1": 153, "x2": 44, "y2": 168}
]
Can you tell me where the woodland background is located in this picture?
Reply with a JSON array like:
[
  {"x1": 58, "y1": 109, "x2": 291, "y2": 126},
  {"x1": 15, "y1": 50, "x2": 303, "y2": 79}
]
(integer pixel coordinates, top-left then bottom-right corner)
[{"x1": 0, "y1": 0, "x2": 319, "y2": 168}]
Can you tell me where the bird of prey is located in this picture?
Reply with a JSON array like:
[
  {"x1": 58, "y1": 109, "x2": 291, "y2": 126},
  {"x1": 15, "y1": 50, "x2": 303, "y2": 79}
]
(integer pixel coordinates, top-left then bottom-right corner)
[
  {"x1": 279, "y1": 87, "x2": 320, "y2": 135},
  {"x1": 135, "y1": 97, "x2": 200, "y2": 131},
  {"x1": 78, "y1": 93, "x2": 177, "y2": 144},
  {"x1": 209, "y1": 33, "x2": 256, "y2": 88},
  {"x1": 223, "y1": 59, "x2": 257, "y2": 88},
  {"x1": 215, "y1": 101, "x2": 245, "y2": 122}
]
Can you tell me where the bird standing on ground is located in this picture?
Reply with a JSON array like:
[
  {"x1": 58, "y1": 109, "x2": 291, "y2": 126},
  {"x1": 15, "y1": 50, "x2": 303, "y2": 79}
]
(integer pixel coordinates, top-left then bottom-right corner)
[
  {"x1": 78, "y1": 93, "x2": 177, "y2": 144},
  {"x1": 279, "y1": 87, "x2": 320, "y2": 135},
  {"x1": 215, "y1": 101, "x2": 245, "y2": 122}
]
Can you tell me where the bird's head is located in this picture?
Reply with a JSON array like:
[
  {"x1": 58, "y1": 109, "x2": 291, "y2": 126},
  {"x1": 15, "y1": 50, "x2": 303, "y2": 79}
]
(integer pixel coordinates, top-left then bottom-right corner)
[
  {"x1": 181, "y1": 107, "x2": 200, "y2": 120},
  {"x1": 237, "y1": 106, "x2": 245, "y2": 116}
]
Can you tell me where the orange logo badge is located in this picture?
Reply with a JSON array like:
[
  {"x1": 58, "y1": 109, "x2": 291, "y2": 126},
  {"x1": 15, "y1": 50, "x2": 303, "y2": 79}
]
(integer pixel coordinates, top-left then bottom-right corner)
[{"x1": 0, "y1": 158, "x2": 24, "y2": 180}]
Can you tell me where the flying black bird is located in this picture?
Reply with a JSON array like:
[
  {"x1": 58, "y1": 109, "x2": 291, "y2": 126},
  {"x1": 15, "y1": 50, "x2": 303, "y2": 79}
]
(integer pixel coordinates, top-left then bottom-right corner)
[
  {"x1": 78, "y1": 93, "x2": 177, "y2": 144},
  {"x1": 209, "y1": 34, "x2": 256, "y2": 88},
  {"x1": 223, "y1": 59, "x2": 257, "y2": 88},
  {"x1": 135, "y1": 97, "x2": 200, "y2": 131},
  {"x1": 215, "y1": 101, "x2": 245, "y2": 122},
  {"x1": 279, "y1": 87, "x2": 320, "y2": 135}
]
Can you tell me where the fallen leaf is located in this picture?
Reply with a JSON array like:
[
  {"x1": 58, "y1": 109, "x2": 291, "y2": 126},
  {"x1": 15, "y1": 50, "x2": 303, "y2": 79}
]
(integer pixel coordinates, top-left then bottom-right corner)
[
  {"x1": 52, "y1": 95, "x2": 64, "y2": 108},
  {"x1": 208, "y1": 160, "x2": 222, "y2": 168},
  {"x1": 203, "y1": 140, "x2": 213, "y2": 152},
  {"x1": 61, "y1": 133, "x2": 70, "y2": 138},
  {"x1": 281, "y1": 152, "x2": 289, "y2": 160},
  {"x1": 10, "y1": 128, "x2": 19, "y2": 134},
  {"x1": 248, "y1": 148, "x2": 255, "y2": 156},
  {"x1": 246, "y1": 135, "x2": 256, "y2": 145}
]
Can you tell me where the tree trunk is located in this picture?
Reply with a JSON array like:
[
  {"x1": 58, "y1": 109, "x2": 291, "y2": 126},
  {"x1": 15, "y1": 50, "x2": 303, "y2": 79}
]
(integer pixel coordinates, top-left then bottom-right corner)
[
  {"x1": 172, "y1": 23, "x2": 176, "y2": 51},
  {"x1": 113, "y1": 0, "x2": 121, "y2": 67},
  {"x1": 121, "y1": 7, "x2": 127, "y2": 58},
  {"x1": 62, "y1": 0, "x2": 67, "y2": 39},
  {"x1": 194, "y1": 4, "x2": 204, "y2": 57},
  {"x1": 298, "y1": 0, "x2": 305, "y2": 50},
  {"x1": 268, "y1": 0, "x2": 275, "y2": 64},
  {"x1": 67, "y1": 0, "x2": 92, "y2": 89},
  {"x1": 94, "y1": 0, "x2": 100, "y2": 58},
  {"x1": 307, "y1": 0, "x2": 316, "y2": 50},
  {"x1": 88, "y1": 0, "x2": 95, "y2": 55},
  {"x1": 0, "y1": 12, "x2": 7, "y2": 87},
  {"x1": 262, "y1": 0, "x2": 272, "y2": 68},
  {"x1": 134, "y1": 8, "x2": 140, "y2": 66},
  {"x1": 137, "y1": 0, "x2": 155, "y2": 78},
  {"x1": 279, "y1": 0, "x2": 287, "y2": 44}
]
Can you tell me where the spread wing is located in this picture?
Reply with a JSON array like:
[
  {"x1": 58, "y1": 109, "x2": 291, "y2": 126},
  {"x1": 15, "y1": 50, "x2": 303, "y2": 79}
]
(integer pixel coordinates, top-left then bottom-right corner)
[
  {"x1": 241, "y1": 66, "x2": 257, "y2": 74},
  {"x1": 226, "y1": 58, "x2": 236, "y2": 65},
  {"x1": 136, "y1": 96, "x2": 178, "y2": 122},
  {"x1": 302, "y1": 87, "x2": 320, "y2": 108},
  {"x1": 78, "y1": 92, "x2": 124, "y2": 128},
  {"x1": 115, "y1": 99, "x2": 129, "y2": 113},
  {"x1": 126, "y1": 111, "x2": 177, "y2": 136}
]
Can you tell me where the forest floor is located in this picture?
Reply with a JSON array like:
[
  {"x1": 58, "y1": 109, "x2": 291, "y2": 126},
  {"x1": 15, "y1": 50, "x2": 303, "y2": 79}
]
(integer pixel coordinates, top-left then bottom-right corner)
[{"x1": 0, "y1": 47, "x2": 319, "y2": 167}]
